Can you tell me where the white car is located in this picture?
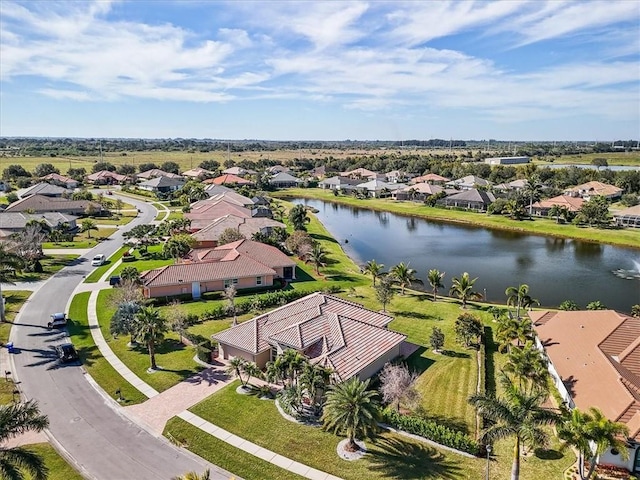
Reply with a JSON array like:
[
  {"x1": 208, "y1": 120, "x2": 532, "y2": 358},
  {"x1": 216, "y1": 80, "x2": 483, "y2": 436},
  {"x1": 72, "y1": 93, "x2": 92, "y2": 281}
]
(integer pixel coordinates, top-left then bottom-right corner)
[{"x1": 91, "y1": 254, "x2": 106, "y2": 266}]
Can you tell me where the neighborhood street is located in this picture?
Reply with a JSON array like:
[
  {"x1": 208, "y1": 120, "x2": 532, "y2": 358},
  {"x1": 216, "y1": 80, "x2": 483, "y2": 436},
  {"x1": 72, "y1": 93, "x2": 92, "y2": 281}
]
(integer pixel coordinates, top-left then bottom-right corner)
[{"x1": 8, "y1": 195, "x2": 233, "y2": 480}]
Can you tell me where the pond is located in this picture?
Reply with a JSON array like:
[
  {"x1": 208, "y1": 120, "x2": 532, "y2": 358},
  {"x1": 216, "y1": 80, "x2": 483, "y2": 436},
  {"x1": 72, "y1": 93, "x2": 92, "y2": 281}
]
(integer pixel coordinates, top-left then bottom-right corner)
[{"x1": 294, "y1": 198, "x2": 640, "y2": 313}]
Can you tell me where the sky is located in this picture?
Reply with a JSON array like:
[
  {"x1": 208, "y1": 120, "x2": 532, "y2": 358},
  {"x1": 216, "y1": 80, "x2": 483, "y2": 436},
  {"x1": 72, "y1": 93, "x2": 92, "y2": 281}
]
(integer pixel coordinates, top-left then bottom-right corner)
[{"x1": 1, "y1": 0, "x2": 639, "y2": 141}]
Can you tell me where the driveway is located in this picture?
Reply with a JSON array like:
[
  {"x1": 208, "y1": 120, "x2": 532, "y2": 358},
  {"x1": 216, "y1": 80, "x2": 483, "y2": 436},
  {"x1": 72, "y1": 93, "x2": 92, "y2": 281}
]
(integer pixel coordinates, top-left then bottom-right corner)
[{"x1": 9, "y1": 195, "x2": 234, "y2": 480}]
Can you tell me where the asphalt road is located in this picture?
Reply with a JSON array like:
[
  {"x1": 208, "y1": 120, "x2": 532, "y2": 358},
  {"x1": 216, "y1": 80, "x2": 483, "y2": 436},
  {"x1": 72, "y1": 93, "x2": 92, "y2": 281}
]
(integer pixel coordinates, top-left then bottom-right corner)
[{"x1": 10, "y1": 196, "x2": 234, "y2": 480}]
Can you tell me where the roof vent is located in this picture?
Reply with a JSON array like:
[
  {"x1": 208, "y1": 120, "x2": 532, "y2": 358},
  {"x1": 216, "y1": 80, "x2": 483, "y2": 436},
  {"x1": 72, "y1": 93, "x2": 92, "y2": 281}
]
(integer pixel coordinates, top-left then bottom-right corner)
[{"x1": 580, "y1": 325, "x2": 584, "y2": 328}]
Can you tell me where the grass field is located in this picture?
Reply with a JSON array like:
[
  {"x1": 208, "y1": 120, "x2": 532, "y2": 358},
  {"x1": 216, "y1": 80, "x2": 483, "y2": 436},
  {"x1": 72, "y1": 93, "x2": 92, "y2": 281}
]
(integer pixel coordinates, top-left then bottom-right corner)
[
  {"x1": 42, "y1": 226, "x2": 117, "y2": 249},
  {"x1": 0, "y1": 290, "x2": 32, "y2": 345},
  {"x1": 109, "y1": 245, "x2": 173, "y2": 277},
  {"x1": 84, "y1": 246, "x2": 129, "y2": 283},
  {"x1": 12, "y1": 254, "x2": 79, "y2": 283},
  {"x1": 547, "y1": 151, "x2": 640, "y2": 166}
]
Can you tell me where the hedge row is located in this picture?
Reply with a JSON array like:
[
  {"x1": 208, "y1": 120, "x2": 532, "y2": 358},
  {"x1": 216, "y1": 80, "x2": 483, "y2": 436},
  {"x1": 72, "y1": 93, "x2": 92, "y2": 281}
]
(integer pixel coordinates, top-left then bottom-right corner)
[{"x1": 381, "y1": 407, "x2": 480, "y2": 456}]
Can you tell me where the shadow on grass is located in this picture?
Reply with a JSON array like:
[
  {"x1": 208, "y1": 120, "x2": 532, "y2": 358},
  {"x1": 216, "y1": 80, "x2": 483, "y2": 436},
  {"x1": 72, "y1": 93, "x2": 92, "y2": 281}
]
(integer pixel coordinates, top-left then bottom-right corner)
[
  {"x1": 483, "y1": 326, "x2": 497, "y2": 396},
  {"x1": 440, "y1": 350, "x2": 470, "y2": 359},
  {"x1": 393, "y1": 310, "x2": 442, "y2": 321},
  {"x1": 290, "y1": 268, "x2": 315, "y2": 283},
  {"x1": 414, "y1": 410, "x2": 471, "y2": 435},
  {"x1": 310, "y1": 233, "x2": 340, "y2": 244},
  {"x1": 534, "y1": 448, "x2": 564, "y2": 460},
  {"x1": 404, "y1": 347, "x2": 435, "y2": 374},
  {"x1": 368, "y1": 436, "x2": 462, "y2": 479}
]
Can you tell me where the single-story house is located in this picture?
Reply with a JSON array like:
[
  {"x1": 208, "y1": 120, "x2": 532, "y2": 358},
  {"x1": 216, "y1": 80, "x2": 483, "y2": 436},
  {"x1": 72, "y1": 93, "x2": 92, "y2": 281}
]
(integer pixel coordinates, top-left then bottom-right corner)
[
  {"x1": 269, "y1": 172, "x2": 303, "y2": 188},
  {"x1": 440, "y1": 189, "x2": 495, "y2": 211},
  {"x1": 355, "y1": 179, "x2": 402, "y2": 198},
  {"x1": 251, "y1": 196, "x2": 271, "y2": 206},
  {"x1": 213, "y1": 292, "x2": 407, "y2": 382},
  {"x1": 41, "y1": 173, "x2": 79, "y2": 189},
  {"x1": 86, "y1": 170, "x2": 131, "y2": 185},
  {"x1": 318, "y1": 176, "x2": 361, "y2": 191},
  {"x1": 446, "y1": 175, "x2": 492, "y2": 190},
  {"x1": 392, "y1": 182, "x2": 445, "y2": 201},
  {"x1": 0, "y1": 212, "x2": 77, "y2": 238},
  {"x1": 530, "y1": 195, "x2": 584, "y2": 217},
  {"x1": 186, "y1": 198, "x2": 253, "y2": 231},
  {"x1": 613, "y1": 205, "x2": 640, "y2": 228},
  {"x1": 19, "y1": 182, "x2": 68, "y2": 199},
  {"x1": 140, "y1": 239, "x2": 296, "y2": 299},
  {"x1": 493, "y1": 179, "x2": 529, "y2": 192},
  {"x1": 3, "y1": 194, "x2": 103, "y2": 215},
  {"x1": 385, "y1": 170, "x2": 410, "y2": 184},
  {"x1": 181, "y1": 167, "x2": 215, "y2": 180},
  {"x1": 137, "y1": 176, "x2": 185, "y2": 193},
  {"x1": 530, "y1": 309, "x2": 640, "y2": 474},
  {"x1": 409, "y1": 173, "x2": 450, "y2": 185},
  {"x1": 205, "y1": 190, "x2": 255, "y2": 208},
  {"x1": 484, "y1": 156, "x2": 531, "y2": 165},
  {"x1": 136, "y1": 169, "x2": 183, "y2": 180},
  {"x1": 309, "y1": 165, "x2": 327, "y2": 179},
  {"x1": 190, "y1": 214, "x2": 285, "y2": 248},
  {"x1": 266, "y1": 165, "x2": 292, "y2": 175},
  {"x1": 340, "y1": 168, "x2": 383, "y2": 181},
  {"x1": 221, "y1": 166, "x2": 257, "y2": 177},
  {"x1": 564, "y1": 181, "x2": 623, "y2": 200},
  {"x1": 204, "y1": 174, "x2": 254, "y2": 186}
]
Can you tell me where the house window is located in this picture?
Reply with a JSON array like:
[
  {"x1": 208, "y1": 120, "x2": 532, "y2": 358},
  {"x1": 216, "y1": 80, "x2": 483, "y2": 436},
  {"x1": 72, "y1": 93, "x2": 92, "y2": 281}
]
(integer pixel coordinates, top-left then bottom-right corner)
[
  {"x1": 233, "y1": 278, "x2": 238, "y2": 285},
  {"x1": 256, "y1": 276, "x2": 263, "y2": 286},
  {"x1": 224, "y1": 279, "x2": 231, "y2": 288},
  {"x1": 224, "y1": 278, "x2": 238, "y2": 288},
  {"x1": 270, "y1": 346, "x2": 278, "y2": 362}
]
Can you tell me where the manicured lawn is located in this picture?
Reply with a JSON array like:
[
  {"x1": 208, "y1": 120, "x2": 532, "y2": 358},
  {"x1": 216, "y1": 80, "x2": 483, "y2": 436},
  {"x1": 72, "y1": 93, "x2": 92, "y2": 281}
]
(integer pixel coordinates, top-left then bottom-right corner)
[
  {"x1": 273, "y1": 189, "x2": 640, "y2": 249},
  {"x1": 14, "y1": 255, "x2": 79, "y2": 283},
  {"x1": 0, "y1": 290, "x2": 32, "y2": 345},
  {"x1": 93, "y1": 211, "x2": 138, "y2": 226},
  {"x1": 0, "y1": 378, "x2": 15, "y2": 404},
  {"x1": 166, "y1": 210, "x2": 184, "y2": 221},
  {"x1": 67, "y1": 292, "x2": 147, "y2": 404},
  {"x1": 84, "y1": 246, "x2": 130, "y2": 283},
  {"x1": 109, "y1": 244, "x2": 173, "y2": 277},
  {"x1": 96, "y1": 289, "x2": 203, "y2": 392},
  {"x1": 164, "y1": 417, "x2": 307, "y2": 480},
  {"x1": 42, "y1": 226, "x2": 118, "y2": 249},
  {"x1": 26, "y1": 443, "x2": 84, "y2": 480},
  {"x1": 190, "y1": 380, "x2": 480, "y2": 480}
]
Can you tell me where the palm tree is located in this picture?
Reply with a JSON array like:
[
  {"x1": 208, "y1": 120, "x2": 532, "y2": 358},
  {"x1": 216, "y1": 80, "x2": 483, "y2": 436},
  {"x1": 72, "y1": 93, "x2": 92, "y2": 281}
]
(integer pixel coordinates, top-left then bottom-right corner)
[
  {"x1": 503, "y1": 342, "x2": 548, "y2": 394},
  {"x1": 81, "y1": 219, "x2": 97, "y2": 239},
  {"x1": 241, "y1": 362, "x2": 263, "y2": 388},
  {"x1": 306, "y1": 242, "x2": 328, "y2": 275},
  {"x1": 278, "y1": 349, "x2": 307, "y2": 387},
  {"x1": 524, "y1": 181, "x2": 543, "y2": 217},
  {"x1": 0, "y1": 400, "x2": 49, "y2": 480},
  {"x1": 558, "y1": 407, "x2": 629, "y2": 480},
  {"x1": 469, "y1": 374, "x2": 560, "y2": 480},
  {"x1": 548, "y1": 205, "x2": 569, "y2": 224},
  {"x1": 322, "y1": 377, "x2": 380, "y2": 452},
  {"x1": 389, "y1": 262, "x2": 421, "y2": 295},
  {"x1": 427, "y1": 269, "x2": 445, "y2": 301},
  {"x1": 0, "y1": 243, "x2": 24, "y2": 322},
  {"x1": 362, "y1": 259, "x2": 385, "y2": 287},
  {"x1": 134, "y1": 307, "x2": 168, "y2": 370},
  {"x1": 496, "y1": 316, "x2": 534, "y2": 353},
  {"x1": 171, "y1": 469, "x2": 210, "y2": 480},
  {"x1": 300, "y1": 364, "x2": 332, "y2": 414},
  {"x1": 110, "y1": 300, "x2": 142, "y2": 346},
  {"x1": 505, "y1": 284, "x2": 539, "y2": 319},
  {"x1": 226, "y1": 357, "x2": 247, "y2": 384},
  {"x1": 449, "y1": 272, "x2": 481, "y2": 309}
]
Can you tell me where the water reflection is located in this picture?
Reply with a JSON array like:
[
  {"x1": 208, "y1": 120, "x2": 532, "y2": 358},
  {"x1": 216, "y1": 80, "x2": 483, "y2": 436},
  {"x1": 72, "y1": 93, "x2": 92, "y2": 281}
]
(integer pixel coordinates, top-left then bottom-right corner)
[
  {"x1": 545, "y1": 238, "x2": 567, "y2": 253},
  {"x1": 573, "y1": 242, "x2": 603, "y2": 259},
  {"x1": 407, "y1": 218, "x2": 417, "y2": 232}
]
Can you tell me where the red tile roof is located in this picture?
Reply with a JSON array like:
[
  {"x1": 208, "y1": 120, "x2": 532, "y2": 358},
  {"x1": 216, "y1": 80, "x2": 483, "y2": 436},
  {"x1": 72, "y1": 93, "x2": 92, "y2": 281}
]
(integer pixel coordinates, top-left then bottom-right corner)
[
  {"x1": 532, "y1": 195, "x2": 584, "y2": 212},
  {"x1": 205, "y1": 174, "x2": 254, "y2": 185}
]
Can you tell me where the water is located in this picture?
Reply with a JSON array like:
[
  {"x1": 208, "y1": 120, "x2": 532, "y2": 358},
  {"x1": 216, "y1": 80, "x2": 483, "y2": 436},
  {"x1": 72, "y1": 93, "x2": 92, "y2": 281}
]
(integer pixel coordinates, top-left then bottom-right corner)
[
  {"x1": 540, "y1": 164, "x2": 640, "y2": 171},
  {"x1": 295, "y1": 198, "x2": 640, "y2": 313}
]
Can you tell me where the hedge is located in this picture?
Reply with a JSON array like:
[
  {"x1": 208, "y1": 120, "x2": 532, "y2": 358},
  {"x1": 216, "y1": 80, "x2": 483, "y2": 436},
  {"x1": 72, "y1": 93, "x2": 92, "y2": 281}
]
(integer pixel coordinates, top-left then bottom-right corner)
[{"x1": 381, "y1": 407, "x2": 480, "y2": 456}]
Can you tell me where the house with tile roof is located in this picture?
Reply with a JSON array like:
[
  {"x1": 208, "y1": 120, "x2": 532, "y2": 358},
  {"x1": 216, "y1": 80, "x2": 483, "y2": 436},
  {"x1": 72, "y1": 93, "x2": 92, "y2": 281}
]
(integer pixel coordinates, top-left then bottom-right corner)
[
  {"x1": 138, "y1": 176, "x2": 185, "y2": 193},
  {"x1": 136, "y1": 168, "x2": 183, "y2": 180},
  {"x1": 4, "y1": 194, "x2": 103, "y2": 215},
  {"x1": 213, "y1": 292, "x2": 407, "y2": 382},
  {"x1": 221, "y1": 166, "x2": 257, "y2": 177},
  {"x1": 409, "y1": 173, "x2": 450, "y2": 185},
  {"x1": 530, "y1": 309, "x2": 640, "y2": 473},
  {"x1": 318, "y1": 175, "x2": 361, "y2": 192},
  {"x1": 86, "y1": 170, "x2": 131, "y2": 185},
  {"x1": 19, "y1": 182, "x2": 68, "y2": 198},
  {"x1": 185, "y1": 198, "x2": 253, "y2": 231},
  {"x1": 446, "y1": 175, "x2": 492, "y2": 190},
  {"x1": 355, "y1": 179, "x2": 402, "y2": 198},
  {"x1": 340, "y1": 167, "x2": 383, "y2": 181},
  {"x1": 564, "y1": 181, "x2": 623, "y2": 200},
  {"x1": 269, "y1": 172, "x2": 303, "y2": 188},
  {"x1": 182, "y1": 167, "x2": 216, "y2": 180},
  {"x1": 140, "y1": 239, "x2": 296, "y2": 299},
  {"x1": 531, "y1": 195, "x2": 584, "y2": 217},
  {"x1": 41, "y1": 173, "x2": 79, "y2": 189},
  {"x1": 613, "y1": 205, "x2": 640, "y2": 228},
  {"x1": 204, "y1": 174, "x2": 254, "y2": 186},
  {"x1": 392, "y1": 182, "x2": 445, "y2": 201},
  {"x1": 203, "y1": 186, "x2": 255, "y2": 207},
  {"x1": 0, "y1": 212, "x2": 77, "y2": 238},
  {"x1": 190, "y1": 214, "x2": 285, "y2": 248},
  {"x1": 440, "y1": 189, "x2": 495, "y2": 211}
]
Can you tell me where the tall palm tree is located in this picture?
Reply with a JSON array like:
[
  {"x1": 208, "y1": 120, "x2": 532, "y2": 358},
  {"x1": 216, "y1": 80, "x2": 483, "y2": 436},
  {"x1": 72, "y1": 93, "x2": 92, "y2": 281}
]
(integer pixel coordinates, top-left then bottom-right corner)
[
  {"x1": 503, "y1": 342, "x2": 548, "y2": 394},
  {"x1": 427, "y1": 269, "x2": 445, "y2": 301},
  {"x1": 278, "y1": 349, "x2": 307, "y2": 387},
  {"x1": 389, "y1": 262, "x2": 422, "y2": 295},
  {"x1": 240, "y1": 362, "x2": 263, "y2": 388},
  {"x1": 306, "y1": 242, "x2": 328, "y2": 275},
  {"x1": 548, "y1": 205, "x2": 569, "y2": 224},
  {"x1": 362, "y1": 259, "x2": 385, "y2": 287},
  {"x1": 300, "y1": 364, "x2": 332, "y2": 414},
  {"x1": 0, "y1": 243, "x2": 24, "y2": 322},
  {"x1": 505, "y1": 284, "x2": 539, "y2": 319},
  {"x1": 322, "y1": 377, "x2": 380, "y2": 452},
  {"x1": 225, "y1": 357, "x2": 247, "y2": 384},
  {"x1": 496, "y1": 316, "x2": 534, "y2": 353},
  {"x1": 524, "y1": 181, "x2": 543, "y2": 217},
  {"x1": 134, "y1": 307, "x2": 168, "y2": 370},
  {"x1": 81, "y1": 219, "x2": 97, "y2": 239},
  {"x1": 171, "y1": 470, "x2": 210, "y2": 480},
  {"x1": 0, "y1": 400, "x2": 49, "y2": 480},
  {"x1": 449, "y1": 272, "x2": 481, "y2": 309},
  {"x1": 558, "y1": 407, "x2": 629, "y2": 480},
  {"x1": 469, "y1": 374, "x2": 560, "y2": 480}
]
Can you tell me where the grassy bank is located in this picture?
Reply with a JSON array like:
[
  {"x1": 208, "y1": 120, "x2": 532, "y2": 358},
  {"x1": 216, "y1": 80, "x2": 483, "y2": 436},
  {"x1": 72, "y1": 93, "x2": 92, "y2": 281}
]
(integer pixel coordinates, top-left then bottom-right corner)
[
  {"x1": 273, "y1": 189, "x2": 640, "y2": 249},
  {"x1": 0, "y1": 290, "x2": 32, "y2": 345}
]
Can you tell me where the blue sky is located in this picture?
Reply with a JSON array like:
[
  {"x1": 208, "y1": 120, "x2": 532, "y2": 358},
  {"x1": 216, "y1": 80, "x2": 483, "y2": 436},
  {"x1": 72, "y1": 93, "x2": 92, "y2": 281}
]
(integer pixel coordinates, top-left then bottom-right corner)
[{"x1": 1, "y1": 0, "x2": 638, "y2": 141}]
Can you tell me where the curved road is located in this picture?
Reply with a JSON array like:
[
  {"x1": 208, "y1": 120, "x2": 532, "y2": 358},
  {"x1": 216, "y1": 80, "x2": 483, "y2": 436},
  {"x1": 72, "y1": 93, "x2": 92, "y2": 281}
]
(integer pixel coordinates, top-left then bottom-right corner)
[{"x1": 10, "y1": 196, "x2": 233, "y2": 479}]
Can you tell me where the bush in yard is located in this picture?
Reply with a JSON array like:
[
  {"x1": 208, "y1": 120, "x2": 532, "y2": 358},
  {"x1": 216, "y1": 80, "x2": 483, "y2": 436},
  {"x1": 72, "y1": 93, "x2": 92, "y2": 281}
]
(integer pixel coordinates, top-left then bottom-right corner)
[
  {"x1": 121, "y1": 251, "x2": 135, "y2": 262},
  {"x1": 454, "y1": 312, "x2": 483, "y2": 348},
  {"x1": 430, "y1": 327, "x2": 445, "y2": 352}
]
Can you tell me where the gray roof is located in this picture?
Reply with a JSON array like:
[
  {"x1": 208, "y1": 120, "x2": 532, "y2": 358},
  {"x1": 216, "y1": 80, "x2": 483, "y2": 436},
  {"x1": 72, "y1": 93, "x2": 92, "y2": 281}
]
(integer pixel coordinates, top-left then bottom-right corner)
[
  {"x1": 269, "y1": 172, "x2": 302, "y2": 183},
  {"x1": 319, "y1": 176, "x2": 361, "y2": 186},
  {"x1": 0, "y1": 212, "x2": 77, "y2": 229},
  {"x1": 138, "y1": 176, "x2": 185, "y2": 188},
  {"x1": 444, "y1": 188, "x2": 495, "y2": 203},
  {"x1": 20, "y1": 182, "x2": 68, "y2": 198}
]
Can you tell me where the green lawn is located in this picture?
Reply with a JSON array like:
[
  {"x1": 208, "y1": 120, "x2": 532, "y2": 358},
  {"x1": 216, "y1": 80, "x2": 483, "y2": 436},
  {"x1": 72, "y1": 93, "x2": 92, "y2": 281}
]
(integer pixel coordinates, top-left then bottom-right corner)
[
  {"x1": 93, "y1": 211, "x2": 138, "y2": 226},
  {"x1": 273, "y1": 189, "x2": 640, "y2": 249},
  {"x1": 96, "y1": 289, "x2": 203, "y2": 392},
  {"x1": 0, "y1": 378, "x2": 16, "y2": 404},
  {"x1": 14, "y1": 255, "x2": 79, "y2": 283},
  {"x1": 67, "y1": 292, "x2": 147, "y2": 404},
  {"x1": 190, "y1": 380, "x2": 480, "y2": 480},
  {"x1": 109, "y1": 244, "x2": 173, "y2": 277},
  {"x1": 42, "y1": 226, "x2": 118, "y2": 249},
  {"x1": 84, "y1": 246, "x2": 130, "y2": 283},
  {"x1": 0, "y1": 290, "x2": 32, "y2": 344},
  {"x1": 26, "y1": 443, "x2": 84, "y2": 480}
]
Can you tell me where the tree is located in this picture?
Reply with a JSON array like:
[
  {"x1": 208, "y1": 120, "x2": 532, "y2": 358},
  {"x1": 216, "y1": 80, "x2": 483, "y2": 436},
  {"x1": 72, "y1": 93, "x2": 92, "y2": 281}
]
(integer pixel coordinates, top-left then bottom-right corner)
[
  {"x1": 430, "y1": 327, "x2": 445, "y2": 352},
  {"x1": 558, "y1": 407, "x2": 629, "y2": 480},
  {"x1": 138, "y1": 162, "x2": 158, "y2": 173},
  {"x1": 632, "y1": 304, "x2": 640, "y2": 318},
  {"x1": 389, "y1": 262, "x2": 421, "y2": 295},
  {"x1": 503, "y1": 342, "x2": 548, "y2": 393},
  {"x1": 120, "y1": 266, "x2": 141, "y2": 285},
  {"x1": 11, "y1": 223, "x2": 46, "y2": 271},
  {"x1": 91, "y1": 162, "x2": 116, "y2": 173},
  {"x1": 199, "y1": 160, "x2": 220, "y2": 171},
  {"x1": 362, "y1": 259, "x2": 384, "y2": 287},
  {"x1": 278, "y1": 349, "x2": 307, "y2": 387},
  {"x1": 33, "y1": 163, "x2": 59, "y2": 177},
  {"x1": 163, "y1": 235, "x2": 193, "y2": 262},
  {"x1": 222, "y1": 286, "x2": 237, "y2": 326},
  {"x1": 306, "y1": 242, "x2": 328, "y2": 275},
  {"x1": 161, "y1": 161, "x2": 180, "y2": 174},
  {"x1": 2, "y1": 164, "x2": 31, "y2": 180},
  {"x1": 0, "y1": 400, "x2": 49, "y2": 480},
  {"x1": 240, "y1": 362, "x2": 263, "y2": 388},
  {"x1": 0, "y1": 242, "x2": 24, "y2": 322},
  {"x1": 427, "y1": 269, "x2": 445, "y2": 301},
  {"x1": 378, "y1": 363, "x2": 419, "y2": 412},
  {"x1": 134, "y1": 307, "x2": 168, "y2": 370},
  {"x1": 559, "y1": 300, "x2": 580, "y2": 311},
  {"x1": 523, "y1": 181, "x2": 543, "y2": 217},
  {"x1": 300, "y1": 363, "x2": 332, "y2": 415},
  {"x1": 574, "y1": 195, "x2": 610, "y2": 227},
  {"x1": 449, "y1": 272, "x2": 481, "y2": 309},
  {"x1": 505, "y1": 284, "x2": 539, "y2": 320},
  {"x1": 225, "y1": 357, "x2": 247, "y2": 384},
  {"x1": 115, "y1": 198, "x2": 124, "y2": 214},
  {"x1": 172, "y1": 470, "x2": 210, "y2": 480},
  {"x1": 496, "y1": 316, "x2": 533, "y2": 353},
  {"x1": 284, "y1": 230, "x2": 313, "y2": 258},
  {"x1": 217, "y1": 228, "x2": 245, "y2": 246},
  {"x1": 322, "y1": 377, "x2": 380, "y2": 452},
  {"x1": 123, "y1": 224, "x2": 157, "y2": 254},
  {"x1": 469, "y1": 374, "x2": 560, "y2": 480},
  {"x1": 116, "y1": 164, "x2": 136, "y2": 176},
  {"x1": 66, "y1": 167, "x2": 86, "y2": 180},
  {"x1": 586, "y1": 300, "x2": 607, "y2": 310},
  {"x1": 110, "y1": 301, "x2": 142, "y2": 346},
  {"x1": 375, "y1": 276, "x2": 395, "y2": 312},
  {"x1": 548, "y1": 204, "x2": 570, "y2": 224},
  {"x1": 289, "y1": 204, "x2": 310, "y2": 231},
  {"x1": 591, "y1": 157, "x2": 608, "y2": 169},
  {"x1": 454, "y1": 312, "x2": 484, "y2": 348},
  {"x1": 81, "y1": 219, "x2": 97, "y2": 239}
]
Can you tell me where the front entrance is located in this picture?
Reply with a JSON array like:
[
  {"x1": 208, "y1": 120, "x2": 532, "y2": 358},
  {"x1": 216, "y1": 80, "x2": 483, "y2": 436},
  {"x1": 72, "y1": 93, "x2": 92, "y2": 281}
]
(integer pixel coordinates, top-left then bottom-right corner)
[
  {"x1": 192, "y1": 282, "x2": 201, "y2": 299},
  {"x1": 283, "y1": 266, "x2": 294, "y2": 280}
]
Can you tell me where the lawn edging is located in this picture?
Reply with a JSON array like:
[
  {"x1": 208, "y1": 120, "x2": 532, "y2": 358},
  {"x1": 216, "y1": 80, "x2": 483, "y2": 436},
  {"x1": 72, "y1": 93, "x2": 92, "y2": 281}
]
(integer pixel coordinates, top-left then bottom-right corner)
[{"x1": 379, "y1": 423, "x2": 478, "y2": 459}]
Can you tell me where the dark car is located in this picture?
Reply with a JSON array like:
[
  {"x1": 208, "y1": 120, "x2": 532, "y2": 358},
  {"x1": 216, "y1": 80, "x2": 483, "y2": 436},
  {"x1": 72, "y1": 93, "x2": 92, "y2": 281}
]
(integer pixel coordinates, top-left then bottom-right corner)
[{"x1": 55, "y1": 343, "x2": 79, "y2": 363}]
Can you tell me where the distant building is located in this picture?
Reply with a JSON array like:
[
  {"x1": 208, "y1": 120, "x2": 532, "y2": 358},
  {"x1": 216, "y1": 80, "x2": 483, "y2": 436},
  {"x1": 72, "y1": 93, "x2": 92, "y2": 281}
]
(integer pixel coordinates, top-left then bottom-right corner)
[{"x1": 484, "y1": 156, "x2": 531, "y2": 165}]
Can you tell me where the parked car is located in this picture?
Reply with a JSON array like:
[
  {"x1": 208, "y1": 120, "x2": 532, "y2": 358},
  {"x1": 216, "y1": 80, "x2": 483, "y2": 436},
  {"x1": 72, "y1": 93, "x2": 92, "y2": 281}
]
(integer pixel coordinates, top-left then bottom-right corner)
[
  {"x1": 109, "y1": 276, "x2": 121, "y2": 287},
  {"x1": 48, "y1": 312, "x2": 67, "y2": 329},
  {"x1": 91, "y1": 254, "x2": 106, "y2": 266},
  {"x1": 55, "y1": 343, "x2": 79, "y2": 363}
]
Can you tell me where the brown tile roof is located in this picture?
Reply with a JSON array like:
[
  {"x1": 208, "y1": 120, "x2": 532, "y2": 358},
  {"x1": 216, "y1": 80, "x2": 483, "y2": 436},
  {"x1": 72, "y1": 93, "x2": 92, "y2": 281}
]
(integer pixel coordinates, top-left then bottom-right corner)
[
  {"x1": 565, "y1": 181, "x2": 623, "y2": 198},
  {"x1": 410, "y1": 173, "x2": 450, "y2": 184},
  {"x1": 86, "y1": 170, "x2": 130, "y2": 182},
  {"x1": 205, "y1": 174, "x2": 254, "y2": 185},
  {"x1": 190, "y1": 215, "x2": 284, "y2": 242},
  {"x1": 136, "y1": 169, "x2": 183, "y2": 179},
  {"x1": 213, "y1": 293, "x2": 403, "y2": 381},
  {"x1": 185, "y1": 199, "x2": 252, "y2": 230},
  {"x1": 397, "y1": 182, "x2": 444, "y2": 195},
  {"x1": 189, "y1": 239, "x2": 293, "y2": 269},
  {"x1": 531, "y1": 309, "x2": 640, "y2": 439},
  {"x1": 41, "y1": 173, "x2": 77, "y2": 185},
  {"x1": 532, "y1": 195, "x2": 584, "y2": 212},
  {"x1": 182, "y1": 167, "x2": 214, "y2": 178}
]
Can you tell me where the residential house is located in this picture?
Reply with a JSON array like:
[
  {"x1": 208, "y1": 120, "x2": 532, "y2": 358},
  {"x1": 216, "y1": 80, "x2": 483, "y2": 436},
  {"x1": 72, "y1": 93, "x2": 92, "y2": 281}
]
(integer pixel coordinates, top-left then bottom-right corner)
[
  {"x1": 204, "y1": 187, "x2": 255, "y2": 207},
  {"x1": 446, "y1": 175, "x2": 492, "y2": 190},
  {"x1": 140, "y1": 239, "x2": 296, "y2": 299},
  {"x1": 185, "y1": 198, "x2": 253, "y2": 231},
  {"x1": 530, "y1": 195, "x2": 584, "y2": 217},
  {"x1": 484, "y1": 156, "x2": 531, "y2": 165},
  {"x1": 19, "y1": 182, "x2": 68, "y2": 199},
  {"x1": 355, "y1": 179, "x2": 402, "y2": 198},
  {"x1": 86, "y1": 170, "x2": 131, "y2": 185},
  {"x1": 564, "y1": 181, "x2": 623, "y2": 201},
  {"x1": 530, "y1": 310, "x2": 640, "y2": 474},
  {"x1": 385, "y1": 170, "x2": 410, "y2": 184},
  {"x1": 440, "y1": 189, "x2": 495, "y2": 211},
  {"x1": 137, "y1": 176, "x2": 185, "y2": 194},
  {"x1": 213, "y1": 292, "x2": 407, "y2": 382},
  {"x1": 340, "y1": 168, "x2": 383, "y2": 181},
  {"x1": 190, "y1": 214, "x2": 285, "y2": 248},
  {"x1": 0, "y1": 212, "x2": 77, "y2": 238},
  {"x1": 204, "y1": 174, "x2": 254, "y2": 186},
  {"x1": 318, "y1": 176, "x2": 361, "y2": 192},
  {"x1": 41, "y1": 173, "x2": 79, "y2": 189},
  {"x1": 613, "y1": 205, "x2": 640, "y2": 228},
  {"x1": 221, "y1": 166, "x2": 257, "y2": 177},
  {"x1": 4, "y1": 194, "x2": 102, "y2": 215},
  {"x1": 309, "y1": 165, "x2": 327, "y2": 179},
  {"x1": 410, "y1": 173, "x2": 450, "y2": 185},
  {"x1": 251, "y1": 196, "x2": 271, "y2": 206},
  {"x1": 269, "y1": 172, "x2": 303, "y2": 188},
  {"x1": 182, "y1": 167, "x2": 215, "y2": 180},
  {"x1": 136, "y1": 169, "x2": 183, "y2": 180},
  {"x1": 266, "y1": 165, "x2": 292, "y2": 175},
  {"x1": 392, "y1": 182, "x2": 445, "y2": 201},
  {"x1": 493, "y1": 179, "x2": 529, "y2": 193}
]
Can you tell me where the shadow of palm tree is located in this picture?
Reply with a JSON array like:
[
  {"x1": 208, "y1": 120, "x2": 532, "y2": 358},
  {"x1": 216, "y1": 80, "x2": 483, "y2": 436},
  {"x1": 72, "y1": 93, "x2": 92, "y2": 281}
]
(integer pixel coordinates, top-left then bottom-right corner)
[{"x1": 367, "y1": 436, "x2": 462, "y2": 479}]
